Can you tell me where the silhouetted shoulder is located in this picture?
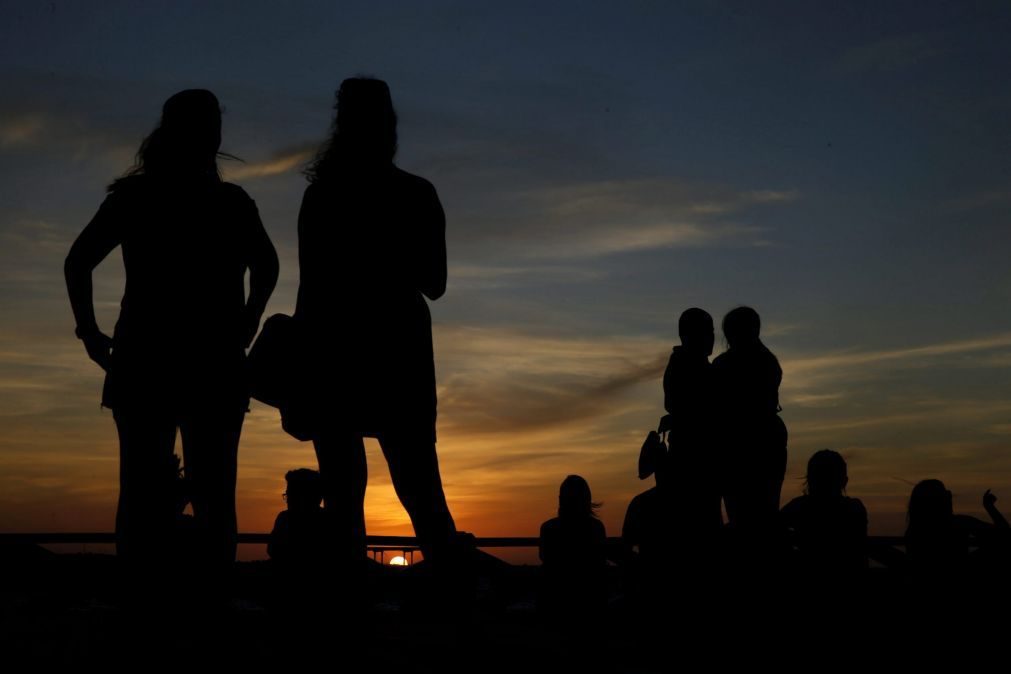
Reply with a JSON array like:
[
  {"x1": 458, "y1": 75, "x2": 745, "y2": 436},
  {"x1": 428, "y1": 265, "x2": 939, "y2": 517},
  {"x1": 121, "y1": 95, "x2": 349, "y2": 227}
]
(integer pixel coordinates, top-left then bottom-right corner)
[
  {"x1": 219, "y1": 180, "x2": 253, "y2": 199},
  {"x1": 540, "y1": 517, "x2": 562, "y2": 537},
  {"x1": 780, "y1": 494, "x2": 807, "y2": 519},
  {"x1": 953, "y1": 514, "x2": 992, "y2": 532},
  {"x1": 848, "y1": 497, "x2": 868, "y2": 521},
  {"x1": 392, "y1": 167, "x2": 437, "y2": 192},
  {"x1": 217, "y1": 181, "x2": 259, "y2": 211}
]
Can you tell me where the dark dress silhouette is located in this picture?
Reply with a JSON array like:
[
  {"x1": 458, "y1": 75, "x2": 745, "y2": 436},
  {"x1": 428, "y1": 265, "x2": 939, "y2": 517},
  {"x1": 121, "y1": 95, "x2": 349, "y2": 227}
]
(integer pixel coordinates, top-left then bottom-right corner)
[
  {"x1": 780, "y1": 450, "x2": 868, "y2": 573},
  {"x1": 712, "y1": 307, "x2": 787, "y2": 534},
  {"x1": 293, "y1": 78, "x2": 456, "y2": 564},
  {"x1": 64, "y1": 90, "x2": 279, "y2": 585},
  {"x1": 539, "y1": 476, "x2": 608, "y2": 618}
]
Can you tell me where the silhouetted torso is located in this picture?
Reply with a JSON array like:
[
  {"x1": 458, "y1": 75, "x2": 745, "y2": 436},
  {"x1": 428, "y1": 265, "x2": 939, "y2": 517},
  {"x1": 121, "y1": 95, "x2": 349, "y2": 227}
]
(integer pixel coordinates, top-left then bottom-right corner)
[
  {"x1": 663, "y1": 346, "x2": 722, "y2": 534},
  {"x1": 711, "y1": 344, "x2": 781, "y2": 420},
  {"x1": 906, "y1": 515, "x2": 989, "y2": 574},
  {"x1": 268, "y1": 508, "x2": 333, "y2": 570},
  {"x1": 781, "y1": 494, "x2": 868, "y2": 572},
  {"x1": 539, "y1": 516, "x2": 607, "y2": 614},
  {"x1": 95, "y1": 175, "x2": 264, "y2": 412},
  {"x1": 294, "y1": 166, "x2": 445, "y2": 440},
  {"x1": 663, "y1": 345, "x2": 711, "y2": 424},
  {"x1": 622, "y1": 487, "x2": 675, "y2": 577}
]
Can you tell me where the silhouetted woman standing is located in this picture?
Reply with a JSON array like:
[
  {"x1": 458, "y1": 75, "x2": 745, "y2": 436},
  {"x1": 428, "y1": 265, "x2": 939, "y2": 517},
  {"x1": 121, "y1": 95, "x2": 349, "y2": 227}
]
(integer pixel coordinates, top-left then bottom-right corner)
[
  {"x1": 712, "y1": 307, "x2": 787, "y2": 534},
  {"x1": 64, "y1": 90, "x2": 279, "y2": 587},
  {"x1": 295, "y1": 78, "x2": 457, "y2": 564}
]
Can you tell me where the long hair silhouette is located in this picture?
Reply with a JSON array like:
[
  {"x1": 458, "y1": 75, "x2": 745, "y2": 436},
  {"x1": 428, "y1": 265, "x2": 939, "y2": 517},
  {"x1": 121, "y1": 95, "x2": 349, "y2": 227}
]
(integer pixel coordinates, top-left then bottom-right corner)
[
  {"x1": 111, "y1": 89, "x2": 239, "y2": 190},
  {"x1": 305, "y1": 77, "x2": 398, "y2": 182},
  {"x1": 558, "y1": 475, "x2": 601, "y2": 521}
]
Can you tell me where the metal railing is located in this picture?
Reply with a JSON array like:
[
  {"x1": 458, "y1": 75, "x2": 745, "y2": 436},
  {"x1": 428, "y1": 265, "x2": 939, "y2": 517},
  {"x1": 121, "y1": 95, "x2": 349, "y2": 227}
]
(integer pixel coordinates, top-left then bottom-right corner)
[{"x1": 0, "y1": 532, "x2": 909, "y2": 548}]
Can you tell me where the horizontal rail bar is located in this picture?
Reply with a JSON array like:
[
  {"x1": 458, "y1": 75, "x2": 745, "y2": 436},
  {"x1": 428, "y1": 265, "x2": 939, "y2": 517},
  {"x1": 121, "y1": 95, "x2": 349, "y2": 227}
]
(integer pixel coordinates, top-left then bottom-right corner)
[{"x1": 0, "y1": 533, "x2": 909, "y2": 547}]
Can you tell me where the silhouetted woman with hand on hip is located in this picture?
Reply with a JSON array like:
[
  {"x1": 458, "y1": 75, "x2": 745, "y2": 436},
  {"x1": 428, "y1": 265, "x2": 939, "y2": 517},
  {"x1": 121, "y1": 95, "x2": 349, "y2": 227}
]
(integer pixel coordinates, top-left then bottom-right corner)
[
  {"x1": 712, "y1": 306, "x2": 787, "y2": 537},
  {"x1": 295, "y1": 78, "x2": 458, "y2": 566},
  {"x1": 64, "y1": 90, "x2": 279, "y2": 592}
]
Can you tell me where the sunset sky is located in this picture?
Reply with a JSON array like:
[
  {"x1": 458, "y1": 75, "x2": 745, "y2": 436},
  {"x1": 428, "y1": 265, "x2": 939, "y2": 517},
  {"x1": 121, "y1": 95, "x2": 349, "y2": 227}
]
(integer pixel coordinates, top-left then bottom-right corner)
[{"x1": 2, "y1": 2, "x2": 1010, "y2": 563}]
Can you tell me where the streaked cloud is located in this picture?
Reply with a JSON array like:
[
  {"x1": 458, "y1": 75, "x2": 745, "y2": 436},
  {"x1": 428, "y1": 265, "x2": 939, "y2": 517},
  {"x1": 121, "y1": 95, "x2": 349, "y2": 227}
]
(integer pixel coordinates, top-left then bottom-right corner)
[
  {"x1": 224, "y1": 145, "x2": 315, "y2": 180},
  {"x1": 0, "y1": 114, "x2": 45, "y2": 147},
  {"x1": 782, "y1": 332, "x2": 1011, "y2": 394},
  {"x1": 450, "y1": 178, "x2": 798, "y2": 259},
  {"x1": 436, "y1": 325, "x2": 667, "y2": 436}
]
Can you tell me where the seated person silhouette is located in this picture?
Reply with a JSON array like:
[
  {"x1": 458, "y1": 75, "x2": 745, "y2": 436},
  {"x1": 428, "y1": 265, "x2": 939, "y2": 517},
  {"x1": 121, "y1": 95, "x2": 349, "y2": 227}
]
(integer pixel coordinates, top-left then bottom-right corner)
[
  {"x1": 539, "y1": 475, "x2": 608, "y2": 618},
  {"x1": 905, "y1": 480, "x2": 1010, "y2": 576},
  {"x1": 622, "y1": 433, "x2": 675, "y2": 598},
  {"x1": 268, "y1": 469, "x2": 336, "y2": 602},
  {"x1": 660, "y1": 307, "x2": 721, "y2": 538},
  {"x1": 780, "y1": 449, "x2": 868, "y2": 574}
]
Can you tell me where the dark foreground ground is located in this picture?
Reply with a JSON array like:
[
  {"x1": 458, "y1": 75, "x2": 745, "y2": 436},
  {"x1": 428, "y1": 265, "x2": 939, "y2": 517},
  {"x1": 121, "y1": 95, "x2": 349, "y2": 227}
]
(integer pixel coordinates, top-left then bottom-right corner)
[{"x1": 1, "y1": 547, "x2": 1008, "y2": 672}]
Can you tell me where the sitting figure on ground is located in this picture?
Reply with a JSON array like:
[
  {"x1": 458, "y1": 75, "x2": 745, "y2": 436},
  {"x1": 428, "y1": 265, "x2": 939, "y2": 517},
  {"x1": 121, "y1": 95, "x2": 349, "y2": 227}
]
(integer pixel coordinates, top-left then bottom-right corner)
[
  {"x1": 780, "y1": 449, "x2": 868, "y2": 574},
  {"x1": 269, "y1": 469, "x2": 334, "y2": 582},
  {"x1": 622, "y1": 433, "x2": 675, "y2": 598},
  {"x1": 905, "y1": 479, "x2": 1010, "y2": 576},
  {"x1": 539, "y1": 475, "x2": 608, "y2": 619}
]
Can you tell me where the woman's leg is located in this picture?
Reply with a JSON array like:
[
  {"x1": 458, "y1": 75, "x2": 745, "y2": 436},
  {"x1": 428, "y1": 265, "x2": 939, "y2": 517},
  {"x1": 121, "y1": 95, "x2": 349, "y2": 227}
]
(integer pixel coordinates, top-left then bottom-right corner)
[
  {"x1": 113, "y1": 408, "x2": 179, "y2": 568},
  {"x1": 313, "y1": 431, "x2": 368, "y2": 561},
  {"x1": 179, "y1": 408, "x2": 244, "y2": 574},
  {"x1": 377, "y1": 432, "x2": 456, "y2": 562}
]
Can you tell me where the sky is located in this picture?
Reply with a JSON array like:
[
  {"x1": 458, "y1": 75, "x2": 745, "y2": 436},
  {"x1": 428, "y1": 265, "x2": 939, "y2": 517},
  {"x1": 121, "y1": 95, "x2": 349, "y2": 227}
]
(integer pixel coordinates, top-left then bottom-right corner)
[{"x1": 1, "y1": 1, "x2": 1010, "y2": 563}]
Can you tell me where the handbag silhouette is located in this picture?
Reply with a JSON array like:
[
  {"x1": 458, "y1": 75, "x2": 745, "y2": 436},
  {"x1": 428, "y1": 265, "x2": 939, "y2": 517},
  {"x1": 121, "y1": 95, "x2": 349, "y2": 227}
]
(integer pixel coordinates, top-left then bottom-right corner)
[
  {"x1": 247, "y1": 313, "x2": 313, "y2": 441},
  {"x1": 638, "y1": 428, "x2": 668, "y2": 480}
]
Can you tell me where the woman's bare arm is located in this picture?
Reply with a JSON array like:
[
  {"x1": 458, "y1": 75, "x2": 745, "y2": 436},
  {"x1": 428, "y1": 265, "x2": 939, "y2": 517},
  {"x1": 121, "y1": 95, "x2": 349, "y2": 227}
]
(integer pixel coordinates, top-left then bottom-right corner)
[
  {"x1": 64, "y1": 195, "x2": 123, "y2": 369},
  {"x1": 242, "y1": 198, "x2": 279, "y2": 348},
  {"x1": 417, "y1": 181, "x2": 447, "y2": 301}
]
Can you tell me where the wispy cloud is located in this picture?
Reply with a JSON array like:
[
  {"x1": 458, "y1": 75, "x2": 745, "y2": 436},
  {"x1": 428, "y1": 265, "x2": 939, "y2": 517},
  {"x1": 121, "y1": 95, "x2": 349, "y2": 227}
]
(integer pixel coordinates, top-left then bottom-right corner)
[
  {"x1": 783, "y1": 332, "x2": 1011, "y2": 393},
  {"x1": 452, "y1": 178, "x2": 798, "y2": 259},
  {"x1": 436, "y1": 326, "x2": 667, "y2": 436},
  {"x1": 224, "y1": 145, "x2": 315, "y2": 180},
  {"x1": 0, "y1": 114, "x2": 45, "y2": 147}
]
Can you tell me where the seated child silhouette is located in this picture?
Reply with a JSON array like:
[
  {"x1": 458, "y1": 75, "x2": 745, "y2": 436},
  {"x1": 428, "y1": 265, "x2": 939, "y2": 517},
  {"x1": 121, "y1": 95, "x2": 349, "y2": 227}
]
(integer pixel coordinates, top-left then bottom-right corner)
[{"x1": 268, "y1": 469, "x2": 335, "y2": 591}]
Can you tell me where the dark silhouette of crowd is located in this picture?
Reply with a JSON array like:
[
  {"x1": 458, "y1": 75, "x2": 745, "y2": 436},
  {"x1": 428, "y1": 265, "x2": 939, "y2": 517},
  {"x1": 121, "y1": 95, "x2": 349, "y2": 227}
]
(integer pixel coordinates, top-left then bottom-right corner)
[{"x1": 62, "y1": 82, "x2": 1011, "y2": 659}]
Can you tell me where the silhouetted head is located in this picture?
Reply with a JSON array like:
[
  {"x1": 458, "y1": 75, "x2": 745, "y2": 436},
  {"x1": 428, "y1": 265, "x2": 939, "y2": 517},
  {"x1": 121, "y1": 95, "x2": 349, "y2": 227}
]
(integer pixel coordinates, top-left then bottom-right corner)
[
  {"x1": 284, "y1": 468, "x2": 324, "y2": 512},
  {"x1": 804, "y1": 449, "x2": 848, "y2": 498},
  {"x1": 722, "y1": 306, "x2": 762, "y2": 349},
  {"x1": 558, "y1": 475, "x2": 600, "y2": 521},
  {"x1": 678, "y1": 308, "x2": 715, "y2": 356},
  {"x1": 907, "y1": 479, "x2": 953, "y2": 532},
  {"x1": 306, "y1": 77, "x2": 398, "y2": 181},
  {"x1": 112, "y1": 89, "x2": 223, "y2": 189}
]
